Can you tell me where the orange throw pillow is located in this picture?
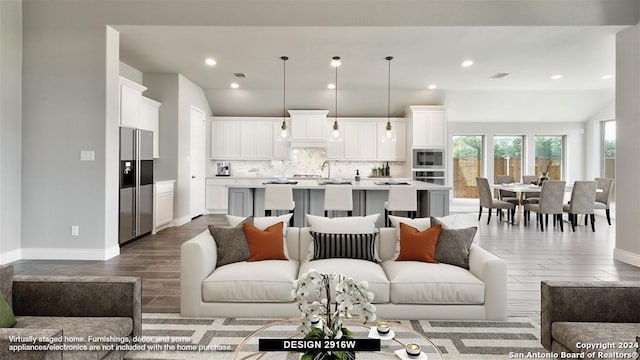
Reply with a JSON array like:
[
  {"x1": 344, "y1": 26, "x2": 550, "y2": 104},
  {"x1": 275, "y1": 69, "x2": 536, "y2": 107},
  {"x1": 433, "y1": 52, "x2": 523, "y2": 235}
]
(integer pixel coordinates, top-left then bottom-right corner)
[
  {"x1": 243, "y1": 222, "x2": 288, "y2": 261},
  {"x1": 396, "y1": 223, "x2": 442, "y2": 263}
]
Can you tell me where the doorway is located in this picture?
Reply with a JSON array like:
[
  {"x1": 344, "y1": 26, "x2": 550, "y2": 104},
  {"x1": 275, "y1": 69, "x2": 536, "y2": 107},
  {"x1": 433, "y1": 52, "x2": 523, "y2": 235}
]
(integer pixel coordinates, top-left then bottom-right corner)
[{"x1": 190, "y1": 107, "x2": 206, "y2": 218}]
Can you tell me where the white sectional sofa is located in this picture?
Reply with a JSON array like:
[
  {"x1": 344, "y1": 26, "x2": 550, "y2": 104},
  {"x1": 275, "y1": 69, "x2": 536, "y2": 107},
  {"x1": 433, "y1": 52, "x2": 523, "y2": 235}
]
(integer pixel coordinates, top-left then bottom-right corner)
[{"x1": 181, "y1": 225, "x2": 507, "y2": 320}]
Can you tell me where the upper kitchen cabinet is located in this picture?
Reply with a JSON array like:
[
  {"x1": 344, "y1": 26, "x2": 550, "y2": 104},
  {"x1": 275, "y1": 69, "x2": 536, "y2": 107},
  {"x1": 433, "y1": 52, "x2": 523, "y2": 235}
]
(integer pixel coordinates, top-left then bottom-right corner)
[
  {"x1": 377, "y1": 119, "x2": 406, "y2": 160},
  {"x1": 211, "y1": 119, "x2": 242, "y2": 159},
  {"x1": 139, "y1": 96, "x2": 161, "y2": 158},
  {"x1": 119, "y1": 76, "x2": 147, "y2": 129},
  {"x1": 289, "y1": 110, "x2": 328, "y2": 147},
  {"x1": 326, "y1": 119, "x2": 385, "y2": 161},
  {"x1": 211, "y1": 118, "x2": 287, "y2": 160},
  {"x1": 407, "y1": 106, "x2": 446, "y2": 148}
]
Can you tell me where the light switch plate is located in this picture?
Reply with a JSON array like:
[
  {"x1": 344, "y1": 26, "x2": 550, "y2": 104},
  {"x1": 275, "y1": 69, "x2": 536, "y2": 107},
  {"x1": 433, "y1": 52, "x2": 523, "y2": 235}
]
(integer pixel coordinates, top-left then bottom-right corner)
[{"x1": 80, "y1": 150, "x2": 95, "y2": 161}]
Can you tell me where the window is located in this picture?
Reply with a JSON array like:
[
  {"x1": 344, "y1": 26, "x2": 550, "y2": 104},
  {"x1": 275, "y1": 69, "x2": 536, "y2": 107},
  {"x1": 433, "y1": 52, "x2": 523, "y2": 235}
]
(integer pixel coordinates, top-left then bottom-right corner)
[
  {"x1": 534, "y1": 136, "x2": 564, "y2": 180},
  {"x1": 601, "y1": 120, "x2": 615, "y2": 179},
  {"x1": 494, "y1": 136, "x2": 523, "y2": 182},
  {"x1": 453, "y1": 135, "x2": 483, "y2": 199}
]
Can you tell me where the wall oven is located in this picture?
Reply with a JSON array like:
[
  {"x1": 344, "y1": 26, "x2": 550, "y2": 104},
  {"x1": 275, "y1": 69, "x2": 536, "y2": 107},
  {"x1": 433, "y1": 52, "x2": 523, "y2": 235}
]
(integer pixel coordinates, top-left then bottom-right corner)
[
  {"x1": 413, "y1": 149, "x2": 445, "y2": 169},
  {"x1": 413, "y1": 170, "x2": 446, "y2": 185}
]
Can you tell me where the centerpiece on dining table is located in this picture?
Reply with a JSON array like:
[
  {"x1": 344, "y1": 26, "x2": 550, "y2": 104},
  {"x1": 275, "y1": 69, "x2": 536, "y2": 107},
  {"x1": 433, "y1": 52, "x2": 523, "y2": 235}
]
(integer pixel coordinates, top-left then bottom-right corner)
[{"x1": 291, "y1": 270, "x2": 376, "y2": 360}]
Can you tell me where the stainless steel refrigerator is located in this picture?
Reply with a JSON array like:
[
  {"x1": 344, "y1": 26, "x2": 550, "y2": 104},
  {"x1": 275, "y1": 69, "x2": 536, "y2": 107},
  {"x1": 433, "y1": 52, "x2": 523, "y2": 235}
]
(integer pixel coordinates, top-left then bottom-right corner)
[{"x1": 119, "y1": 127, "x2": 154, "y2": 244}]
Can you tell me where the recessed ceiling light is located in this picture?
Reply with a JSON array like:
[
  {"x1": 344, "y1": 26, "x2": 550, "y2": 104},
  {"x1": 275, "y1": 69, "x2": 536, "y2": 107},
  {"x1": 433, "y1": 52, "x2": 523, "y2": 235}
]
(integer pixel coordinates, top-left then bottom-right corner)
[
  {"x1": 461, "y1": 60, "x2": 474, "y2": 67},
  {"x1": 327, "y1": 83, "x2": 336, "y2": 89},
  {"x1": 601, "y1": 74, "x2": 614, "y2": 80},
  {"x1": 230, "y1": 83, "x2": 239, "y2": 89},
  {"x1": 550, "y1": 74, "x2": 563, "y2": 80},
  {"x1": 205, "y1": 58, "x2": 217, "y2": 66},
  {"x1": 428, "y1": 84, "x2": 437, "y2": 90},
  {"x1": 330, "y1": 56, "x2": 341, "y2": 67}
]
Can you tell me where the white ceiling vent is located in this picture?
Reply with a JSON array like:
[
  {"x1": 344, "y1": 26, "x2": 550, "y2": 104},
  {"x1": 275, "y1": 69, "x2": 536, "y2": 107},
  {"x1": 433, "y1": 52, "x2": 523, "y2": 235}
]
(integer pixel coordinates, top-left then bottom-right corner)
[
  {"x1": 489, "y1": 73, "x2": 510, "y2": 79},
  {"x1": 233, "y1": 72, "x2": 247, "y2": 78}
]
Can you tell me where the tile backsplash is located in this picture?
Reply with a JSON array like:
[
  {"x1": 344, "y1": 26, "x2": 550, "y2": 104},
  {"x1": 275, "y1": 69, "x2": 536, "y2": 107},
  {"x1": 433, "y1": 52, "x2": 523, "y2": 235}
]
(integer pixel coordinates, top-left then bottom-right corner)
[{"x1": 209, "y1": 148, "x2": 409, "y2": 179}]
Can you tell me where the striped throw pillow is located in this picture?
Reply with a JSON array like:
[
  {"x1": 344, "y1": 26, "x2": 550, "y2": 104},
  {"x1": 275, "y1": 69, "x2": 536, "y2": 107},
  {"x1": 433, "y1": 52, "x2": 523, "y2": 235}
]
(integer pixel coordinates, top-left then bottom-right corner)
[{"x1": 310, "y1": 232, "x2": 377, "y2": 262}]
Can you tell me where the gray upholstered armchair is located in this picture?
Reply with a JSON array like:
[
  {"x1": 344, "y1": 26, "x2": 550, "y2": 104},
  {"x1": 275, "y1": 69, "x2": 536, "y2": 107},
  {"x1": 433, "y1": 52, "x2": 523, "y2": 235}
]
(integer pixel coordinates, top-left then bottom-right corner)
[
  {"x1": 0, "y1": 264, "x2": 142, "y2": 360},
  {"x1": 541, "y1": 281, "x2": 640, "y2": 358}
]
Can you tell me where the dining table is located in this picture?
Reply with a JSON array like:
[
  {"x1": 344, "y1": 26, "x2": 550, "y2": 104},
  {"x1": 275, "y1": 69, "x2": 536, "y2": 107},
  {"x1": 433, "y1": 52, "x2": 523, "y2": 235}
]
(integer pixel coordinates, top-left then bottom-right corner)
[
  {"x1": 492, "y1": 183, "x2": 543, "y2": 225},
  {"x1": 492, "y1": 183, "x2": 602, "y2": 226}
]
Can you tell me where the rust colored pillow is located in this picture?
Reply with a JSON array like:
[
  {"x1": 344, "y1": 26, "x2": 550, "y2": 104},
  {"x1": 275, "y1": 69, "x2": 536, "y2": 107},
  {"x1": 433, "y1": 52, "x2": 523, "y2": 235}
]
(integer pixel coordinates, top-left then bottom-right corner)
[
  {"x1": 396, "y1": 223, "x2": 442, "y2": 263},
  {"x1": 243, "y1": 222, "x2": 288, "y2": 261}
]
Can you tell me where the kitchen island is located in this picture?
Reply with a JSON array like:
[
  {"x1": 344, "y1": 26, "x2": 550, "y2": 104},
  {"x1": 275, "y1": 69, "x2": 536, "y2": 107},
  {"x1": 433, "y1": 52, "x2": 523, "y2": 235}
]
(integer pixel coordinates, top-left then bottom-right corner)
[{"x1": 222, "y1": 178, "x2": 450, "y2": 228}]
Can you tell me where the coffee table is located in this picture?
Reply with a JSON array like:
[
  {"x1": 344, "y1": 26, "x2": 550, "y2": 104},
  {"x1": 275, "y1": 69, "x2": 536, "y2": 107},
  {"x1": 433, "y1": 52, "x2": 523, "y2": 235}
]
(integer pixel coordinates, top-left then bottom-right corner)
[{"x1": 233, "y1": 318, "x2": 443, "y2": 359}]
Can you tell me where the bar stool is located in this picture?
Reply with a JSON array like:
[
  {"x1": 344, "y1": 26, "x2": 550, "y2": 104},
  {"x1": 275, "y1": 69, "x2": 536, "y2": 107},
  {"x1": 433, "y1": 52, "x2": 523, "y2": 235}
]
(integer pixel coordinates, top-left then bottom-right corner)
[
  {"x1": 264, "y1": 185, "x2": 295, "y2": 226},
  {"x1": 384, "y1": 185, "x2": 417, "y2": 227},
  {"x1": 323, "y1": 185, "x2": 353, "y2": 217}
]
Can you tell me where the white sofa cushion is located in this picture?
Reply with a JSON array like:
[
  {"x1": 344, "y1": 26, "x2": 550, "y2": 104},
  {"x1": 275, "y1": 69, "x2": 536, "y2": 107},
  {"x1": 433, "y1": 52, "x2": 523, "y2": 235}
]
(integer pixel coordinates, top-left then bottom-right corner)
[
  {"x1": 382, "y1": 260, "x2": 485, "y2": 304},
  {"x1": 202, "y1": 260, "x2": 298, "y2": 302},
  {"x1": 299, "y1": 259, "x2": 390, "y2": 303}
]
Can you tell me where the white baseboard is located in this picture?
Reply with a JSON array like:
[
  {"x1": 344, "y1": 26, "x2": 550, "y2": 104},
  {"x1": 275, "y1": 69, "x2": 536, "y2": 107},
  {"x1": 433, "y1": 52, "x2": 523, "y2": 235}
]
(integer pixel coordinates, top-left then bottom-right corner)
[
  {"x1": 613, "y1": 248, "x2": 640, "y2": 268},
  {"x1": 104, "y1": 245, "x2": 120, "y2": 260},
  {"x1": 0, "y1": 248, "x2": 22, "y2": 264},
  {"x1": 21, "y1": 247, "x2": 117, "y2": 261}
]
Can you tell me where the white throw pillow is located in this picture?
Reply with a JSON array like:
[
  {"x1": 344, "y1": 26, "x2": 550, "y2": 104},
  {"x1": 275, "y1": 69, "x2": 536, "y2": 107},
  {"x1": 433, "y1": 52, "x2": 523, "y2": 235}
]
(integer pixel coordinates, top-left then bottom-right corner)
[
  {"x1": 226, "y1": 214, "x2": 293, "y2": 259},
  {"x1": 388, "y1": 215, "x2": 432, "y2": 260},
  {"x1": 306, "y1": 213, "x2": 379, "y2": 233},
  {"x1": 304, "y1": 214, "x2": 380, "y2": 262}
]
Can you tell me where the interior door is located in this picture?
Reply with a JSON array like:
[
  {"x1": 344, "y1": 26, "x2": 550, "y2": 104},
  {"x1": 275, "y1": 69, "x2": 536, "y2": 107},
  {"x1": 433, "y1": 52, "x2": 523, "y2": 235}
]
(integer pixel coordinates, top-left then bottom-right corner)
[{"x1": 190, "y1": 107, "x2": 206, "y2": 218}]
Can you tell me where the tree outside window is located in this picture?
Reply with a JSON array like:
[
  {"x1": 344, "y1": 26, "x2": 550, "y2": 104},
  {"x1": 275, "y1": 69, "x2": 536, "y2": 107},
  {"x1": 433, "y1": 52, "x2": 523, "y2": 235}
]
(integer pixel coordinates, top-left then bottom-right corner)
[
  {"x1": 453, "y1": 136, "x2": 483, "y2": 199},
  {"x1": 494, "y1": 136, "x2": 523, "y2": 182},
  {"x1": 534, "y1": 136, "x2": 564, "y2": 180}
]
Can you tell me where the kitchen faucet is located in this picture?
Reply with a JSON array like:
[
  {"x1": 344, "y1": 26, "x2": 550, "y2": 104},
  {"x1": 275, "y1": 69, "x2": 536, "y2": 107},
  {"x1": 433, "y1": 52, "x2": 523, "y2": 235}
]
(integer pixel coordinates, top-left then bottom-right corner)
[{"x1": 321, "y1": 160, "x2": 331, "y2": 180}]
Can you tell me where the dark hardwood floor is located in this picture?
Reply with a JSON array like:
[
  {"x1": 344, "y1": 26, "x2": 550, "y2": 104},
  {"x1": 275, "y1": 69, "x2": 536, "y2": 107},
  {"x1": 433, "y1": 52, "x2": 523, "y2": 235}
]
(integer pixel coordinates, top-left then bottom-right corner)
[{"x1": 11, "y1": 212, "x2": 639, "y2": 320}]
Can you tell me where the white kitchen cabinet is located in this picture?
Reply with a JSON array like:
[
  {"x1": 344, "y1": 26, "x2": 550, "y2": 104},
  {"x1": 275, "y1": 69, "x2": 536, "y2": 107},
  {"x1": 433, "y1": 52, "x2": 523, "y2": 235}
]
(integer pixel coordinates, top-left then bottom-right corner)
[
  {"x1": 408, "y1": 106, "x2": 446, "y2": 148},
  {"x1": 211, "y1": 120, "x2": 241, "y2": 159},
  {"x1": 119, "y1": 77, "x2": 146, "y2": 129},
  {"x1": 240, "y1": 121, "x2": 273, "y2": 159},
  {"x1": 154, "y1": 180, "x2": 175, "y2": 232},
  {"x1": 377, "y1": 119, "x2": 406, "y2": 160},
  {"x1": 206, "y1": 178, "x2": 232, "y2": 213},
  {"x1": 344, "y1": 121, "x2": 377, "y2": 159},
  {"x1": 289, "y1": 110, "x2": 328, "y2": 147},
  {"x1": 139, "y1": 96, "x2": 161, "y2": 158}
]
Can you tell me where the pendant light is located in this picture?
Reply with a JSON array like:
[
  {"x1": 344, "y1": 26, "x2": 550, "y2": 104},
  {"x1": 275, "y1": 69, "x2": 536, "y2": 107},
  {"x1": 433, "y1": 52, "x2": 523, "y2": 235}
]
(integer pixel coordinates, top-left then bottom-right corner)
[
  {"x1": 329, "y1": 56, "x2": 343, "y2": 142},
  {"x1": 277, "y1": 56, "x2": 290, "y2": 141},
  {"x1": 382, "y1": 56, "x2": 397, "y2": 143}
]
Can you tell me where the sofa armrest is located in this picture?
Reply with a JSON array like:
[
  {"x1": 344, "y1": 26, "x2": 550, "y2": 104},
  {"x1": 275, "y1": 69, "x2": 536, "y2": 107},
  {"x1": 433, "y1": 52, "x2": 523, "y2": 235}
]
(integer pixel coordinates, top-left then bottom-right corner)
[
  {"x1": 0, "y1": 328, "x2": 63, "y2": 359},
  {"x1": 181, "y1": 230, "x2": 217, "y2": 317},
  {"x1": 540, "y1": 281, "x2": 640, "y2": 350},
  {"x1": 468, "y1": 245, "x2": 507, "y2": 320},
  {"x1": 12, "y1": 275, "x2": 141, "y2": 337}
]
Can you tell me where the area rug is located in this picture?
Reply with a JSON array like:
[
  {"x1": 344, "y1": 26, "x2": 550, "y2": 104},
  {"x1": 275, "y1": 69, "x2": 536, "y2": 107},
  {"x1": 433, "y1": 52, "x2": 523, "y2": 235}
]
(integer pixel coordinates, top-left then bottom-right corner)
[{"x1": 124, "y1": 313, "x2": 547, "y2": 359}]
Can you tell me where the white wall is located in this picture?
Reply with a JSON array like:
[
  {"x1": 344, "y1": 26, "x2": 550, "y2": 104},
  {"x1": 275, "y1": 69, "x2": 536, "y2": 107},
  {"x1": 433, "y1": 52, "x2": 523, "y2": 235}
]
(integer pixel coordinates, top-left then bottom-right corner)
[
  {"x1": 0, "y1": 0, "x2": 22, "y2": 264},
  {"x1": 614, "y1": 23, "x2": 640, "y2": 266},
  {"x1": 584, "y1": 100, "x2": 615, "y2": 180},
  {"x1": 119, "y1": 61, "x2": 143, "y2": 84},
  {"x1": 447, "y1": 121, "x2": 586, "y2": 185}
]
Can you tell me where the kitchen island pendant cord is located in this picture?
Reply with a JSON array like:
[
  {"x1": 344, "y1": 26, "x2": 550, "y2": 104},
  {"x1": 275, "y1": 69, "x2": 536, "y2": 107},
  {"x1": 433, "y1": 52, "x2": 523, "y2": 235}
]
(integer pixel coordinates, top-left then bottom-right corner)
[
  {"x1": 329, "y1": 56, "x2": 342, "y2": 142},
  {"x1": 278, "y1": 56, "x2": 290, "y2": 141}
]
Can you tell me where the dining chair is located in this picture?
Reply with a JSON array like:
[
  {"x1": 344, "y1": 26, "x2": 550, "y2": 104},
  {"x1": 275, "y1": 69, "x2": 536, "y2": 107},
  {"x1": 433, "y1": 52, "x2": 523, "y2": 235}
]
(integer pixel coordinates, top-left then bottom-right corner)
[
  {"x1": 264, "y1": 185, "x2": 295, "y2": 226},
  {"x1": 593, "y1": 177, "x2": 615, "y2": 226},
  {"x1": 384, "y1": 185, "x2": 417, "y2": 227},
  {"x1": 522, "y1": 175, "x2": 540, "y2": 204},
  {"x1": 476, "y1": 177, "x2": 515, "y2": 225},
  {"x1": 523, "y1": 180, "x2": 566, "y2": 232},
  {"x1": 323, "y1": 184, "x2": 353, "y2": 217},
  {"x1": 495, "y1": 175, "x2": 519, "y2": 205},
  {"x1": 563, "y1": 181, "x2": 597, "y2": 232}
]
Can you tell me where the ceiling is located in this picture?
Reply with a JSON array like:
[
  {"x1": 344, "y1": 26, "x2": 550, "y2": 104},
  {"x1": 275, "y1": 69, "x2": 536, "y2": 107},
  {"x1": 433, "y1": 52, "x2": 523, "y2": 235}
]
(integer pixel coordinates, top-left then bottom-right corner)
[{"x1": 117, "y1": 25, "x2": 621, "y2": 121}]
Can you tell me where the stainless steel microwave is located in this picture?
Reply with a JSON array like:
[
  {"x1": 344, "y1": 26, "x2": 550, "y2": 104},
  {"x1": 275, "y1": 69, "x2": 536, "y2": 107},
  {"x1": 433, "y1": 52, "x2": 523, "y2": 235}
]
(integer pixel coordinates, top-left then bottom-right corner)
[{"x1": 413, "y1": 149, "x2": 445, "y2": 169}]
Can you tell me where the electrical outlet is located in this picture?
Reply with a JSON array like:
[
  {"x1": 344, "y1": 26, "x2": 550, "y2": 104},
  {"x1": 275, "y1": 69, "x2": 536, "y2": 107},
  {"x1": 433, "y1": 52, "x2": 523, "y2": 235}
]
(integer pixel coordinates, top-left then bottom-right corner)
[
  {"x1": 80, "y1": 150, "x2": 95, "y2": 161},
  {"x1": 71, "y1": 225, "x2": 79, "y2": 236}
]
